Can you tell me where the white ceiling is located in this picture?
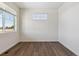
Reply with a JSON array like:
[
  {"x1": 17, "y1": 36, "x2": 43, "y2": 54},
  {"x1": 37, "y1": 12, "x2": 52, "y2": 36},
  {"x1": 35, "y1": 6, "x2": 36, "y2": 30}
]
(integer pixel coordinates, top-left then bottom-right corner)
[{"x1": 15, "y1": 2, "x2": 63, "y2": 9}]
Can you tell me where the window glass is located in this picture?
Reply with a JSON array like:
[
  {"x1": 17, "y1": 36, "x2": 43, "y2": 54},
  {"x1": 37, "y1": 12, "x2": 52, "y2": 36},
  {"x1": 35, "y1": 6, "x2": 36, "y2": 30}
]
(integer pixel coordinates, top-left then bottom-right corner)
[
  {"x1": 4, "y1": 12, "x2": 15, "y2": 32},
  {"x1": 0, "y1": 9, "x2": 15, "y2": 32},
  {"x1": 32, "y1": 13, "x2": 48, "y2": 21}
]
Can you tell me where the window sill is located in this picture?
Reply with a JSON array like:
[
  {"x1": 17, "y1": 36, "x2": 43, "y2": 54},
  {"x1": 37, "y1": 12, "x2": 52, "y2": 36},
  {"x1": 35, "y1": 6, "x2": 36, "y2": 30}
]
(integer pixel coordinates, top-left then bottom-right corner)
[{"x1": 0, "y1": 31, "x2": 17, "y2": 34}]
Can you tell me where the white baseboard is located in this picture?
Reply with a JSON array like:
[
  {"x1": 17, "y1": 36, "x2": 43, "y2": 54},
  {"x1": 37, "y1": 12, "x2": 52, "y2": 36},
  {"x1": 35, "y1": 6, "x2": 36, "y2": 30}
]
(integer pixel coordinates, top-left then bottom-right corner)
[
  {"x1": 20, "y1": 40, "x2": 58, "y2": 42},
  {"x1": 0, "y1": 41, "x2": 19, "y2": 55},
  {"x1": 58, "y1": 40, "x2": 78, "y2": 56}
]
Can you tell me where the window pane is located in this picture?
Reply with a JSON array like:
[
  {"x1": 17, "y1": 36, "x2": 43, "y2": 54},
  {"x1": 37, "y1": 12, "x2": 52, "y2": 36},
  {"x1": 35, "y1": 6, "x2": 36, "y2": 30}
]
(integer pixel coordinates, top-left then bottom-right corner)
[
  {"x1": 0, "y1": 10, "x2": 3, "y2": 32},
  {"x1": 32, "y1": 13, "x2": 48, "y2": 21},
  {"x1": 4, "y1": 12, "x2": 15, "y2": 32}
]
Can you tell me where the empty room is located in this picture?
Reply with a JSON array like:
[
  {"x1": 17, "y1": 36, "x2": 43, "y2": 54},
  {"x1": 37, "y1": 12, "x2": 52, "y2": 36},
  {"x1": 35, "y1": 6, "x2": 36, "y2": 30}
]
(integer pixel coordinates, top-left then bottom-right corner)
[{"x1": 0, "y1": 2, "x2": 79, "y2": 56}]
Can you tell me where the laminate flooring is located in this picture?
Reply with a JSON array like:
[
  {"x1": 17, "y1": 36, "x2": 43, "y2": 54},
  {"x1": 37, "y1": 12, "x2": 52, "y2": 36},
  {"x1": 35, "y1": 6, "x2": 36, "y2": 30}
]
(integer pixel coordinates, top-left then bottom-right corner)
[{"x1": 1, "y1": 42, "x2": 76, "y2": 56}]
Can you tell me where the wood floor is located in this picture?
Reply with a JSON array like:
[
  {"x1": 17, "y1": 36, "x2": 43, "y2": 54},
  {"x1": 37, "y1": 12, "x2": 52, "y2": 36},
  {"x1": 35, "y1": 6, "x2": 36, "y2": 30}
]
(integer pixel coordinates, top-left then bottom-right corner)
[{"x1": 1, "y1": 42, "x2": 76, "y2": 56}]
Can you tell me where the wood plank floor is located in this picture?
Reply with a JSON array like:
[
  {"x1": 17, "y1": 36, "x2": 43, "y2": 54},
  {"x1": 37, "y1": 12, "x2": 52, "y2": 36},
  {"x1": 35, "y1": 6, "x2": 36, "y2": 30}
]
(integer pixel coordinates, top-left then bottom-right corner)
[{"x1": 1, "y1": 42, "x2": 76, "y2": 56}]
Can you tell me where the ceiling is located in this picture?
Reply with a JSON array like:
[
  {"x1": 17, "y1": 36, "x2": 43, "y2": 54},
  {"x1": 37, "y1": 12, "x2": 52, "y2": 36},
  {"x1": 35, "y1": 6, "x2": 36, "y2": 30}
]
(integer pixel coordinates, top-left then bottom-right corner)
[{"x1": 15, "y1": 2, "x2": 63, "y2": 9}]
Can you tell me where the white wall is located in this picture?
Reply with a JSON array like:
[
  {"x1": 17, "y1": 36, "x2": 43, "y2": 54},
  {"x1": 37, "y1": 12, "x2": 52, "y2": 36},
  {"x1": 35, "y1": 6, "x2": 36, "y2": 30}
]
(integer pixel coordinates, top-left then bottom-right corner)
[
  {"x1": 58, "y1": 2, "x2": 79, "y2": 55},
  {"x1": 0, "y1": 3, "x2": 20, "y2": 54},
  {"x1": 20, "y1": 8, "x2": 58, "y2": 42}
]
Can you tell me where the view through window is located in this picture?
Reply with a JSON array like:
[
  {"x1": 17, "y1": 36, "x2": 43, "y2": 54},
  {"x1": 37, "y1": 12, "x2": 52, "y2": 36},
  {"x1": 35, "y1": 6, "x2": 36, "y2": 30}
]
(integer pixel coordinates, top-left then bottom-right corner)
[{"x1": 0, "y1": 9, "x2": 15, "y2": 32}]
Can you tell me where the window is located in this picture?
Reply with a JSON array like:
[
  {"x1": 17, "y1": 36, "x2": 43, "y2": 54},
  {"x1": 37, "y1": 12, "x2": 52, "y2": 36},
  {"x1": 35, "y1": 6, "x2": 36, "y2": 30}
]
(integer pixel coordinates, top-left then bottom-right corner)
[
  {"x1": 0, "y1": 9, "x2": 15, "y2": 32},
  {"x1": 32, "y1": 13, "x2": 48, "y2": 21}
]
